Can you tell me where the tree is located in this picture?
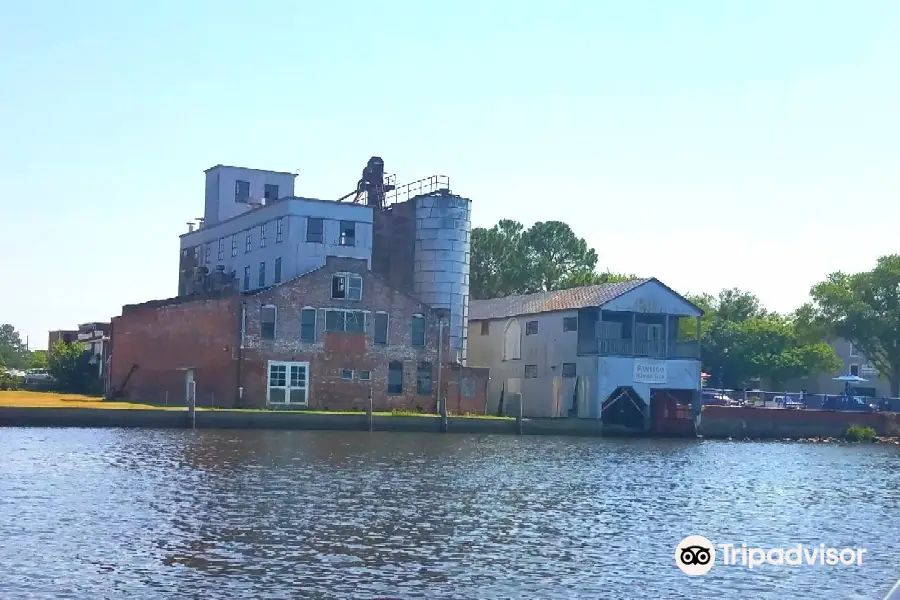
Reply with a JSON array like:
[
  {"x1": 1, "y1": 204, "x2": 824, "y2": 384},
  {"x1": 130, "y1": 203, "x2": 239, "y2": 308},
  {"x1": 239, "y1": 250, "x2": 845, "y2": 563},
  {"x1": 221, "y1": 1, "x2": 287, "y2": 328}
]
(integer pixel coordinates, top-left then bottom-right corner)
[
  {"x1": 807, "y1": 254, "x2": 900, "y2": 396},
  {"x1": 28, "y1": 350, "x2": 48, "y2": 370},
  {"x1": 48, "y1": 341, "x2": 94, "y2": 393},
  {"x1": 470, "y1": 219, "x2": 635, "y2": 299},
  {"x1": 0, "y1": 324, "x2": 29, "y2": 370}
]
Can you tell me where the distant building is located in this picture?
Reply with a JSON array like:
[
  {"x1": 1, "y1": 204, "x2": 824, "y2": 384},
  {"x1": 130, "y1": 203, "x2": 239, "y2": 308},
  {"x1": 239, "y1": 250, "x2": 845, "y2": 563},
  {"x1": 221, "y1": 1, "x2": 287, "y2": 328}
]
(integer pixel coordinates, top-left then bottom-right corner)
[
  {"x1": 77, "y1": 322, "x2": 111, "y2": 382},
  {"x1": 48, "y1": 330, "x2": 78, "y2": 349},
  {"x1": 467, "y1": 279, "x2": 704, "y2": 428},
  {"x1": 786, "y1": 338, "x2": 893, "y2": 398}
]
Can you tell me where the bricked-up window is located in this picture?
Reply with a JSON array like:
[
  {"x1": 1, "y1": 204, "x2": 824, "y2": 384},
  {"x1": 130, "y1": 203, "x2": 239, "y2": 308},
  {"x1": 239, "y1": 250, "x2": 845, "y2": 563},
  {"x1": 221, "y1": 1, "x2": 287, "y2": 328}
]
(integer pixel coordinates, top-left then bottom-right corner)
[
  {"x1": 217, "y1": 239, "x2": 224, "y2": 261},
  {"x1": 461, "y1": 377, "x2": 475, "y2": 397},
  {"x1": 325, "y1": 309, "x2": 365, "y2": 333},
  {"x1": 387, "y1": 361, "x2": 403, "y2": 395},
  {"x1": 274, "y1": 257, "x2": 282, "y2": 284},
  {"x1": 525, "y1": 321, "x2": 539, "y2": 335},
  {"x1": 339, "y1": 221, "x2": 356, "y2": 246},
  {"x1": 258, "y1": 261, "x2": 266, "y2": 287},
  {"x1": 524, "y1": 365, "x2": 538, "y2": 378},
  {"x1": 563, "y1": 316, "x2": 578, "y2": 332},
  {"x1": 417, "y1": 362, "x2": 433, "y2": 395},
  {"x1": 307, "y1": 217, "x2": 324, "y2": 243},
  {"x1": 231, "y1": 234, "x2": 237, "y2": 257},
  {"x1": 275, "y1": 217, "x2": 284, "y2": 243},
  {"x1": 260, "y1": 223, "x2": 268, "y2": 248},
  {"x1": 332, "y1": 274, "x2": 362, "y2": 300},
  {"x1": 260, "y1": 305, "x2": 276, "y2": 340},
  {"x1": 480, "y1": 321, "x2": 489, "y2": 336},
  {"x1": 562, "y1": 362, "x2": 576, "y2": 378},
  {"x1": 373, "y1": 312, "x2": 388, "y2": 345},
  {"x1": 245, "y1": 231, "x2": 252, "y2": 253},
  {"x1": 410, "y1": 315, "x2": 426, "y2": 347},
  {"x1": 264, "y1": 183, "x2": 279, "y2": 202},
  {"x1": 300, "y1": 307, "x2": 316, "y2": 342},
  {"x1": 243, "y1": 266, "x2": 250, "y2": 291},
  {"x1": 235, "y1": 180, "x2": 250, "y2": 202}
]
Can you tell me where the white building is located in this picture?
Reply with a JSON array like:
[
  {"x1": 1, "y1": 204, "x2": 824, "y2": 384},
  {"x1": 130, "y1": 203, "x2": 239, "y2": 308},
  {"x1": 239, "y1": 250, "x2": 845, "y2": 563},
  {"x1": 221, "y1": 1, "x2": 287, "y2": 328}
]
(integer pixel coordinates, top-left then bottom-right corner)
[{"x1": 467, "y1": 279, "x2": 704, "y2": 427}]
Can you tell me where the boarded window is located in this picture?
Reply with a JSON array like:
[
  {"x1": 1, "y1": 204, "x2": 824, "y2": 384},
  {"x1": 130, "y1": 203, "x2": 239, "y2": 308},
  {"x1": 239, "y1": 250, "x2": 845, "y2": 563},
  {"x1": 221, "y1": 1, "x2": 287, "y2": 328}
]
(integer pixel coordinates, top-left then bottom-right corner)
[
  {"x1": 524, "y1": 365, "x2": 538, "y2": 378},
  {"x1": 373, "y1": 312, "x2": 388, "y2": 345},
  {"x1": 417, "y1": 362, "x2": 433, "y2": 395},
  {"x1": 525, "y1": 320, "x2": 538, "y2": 335},
  {"x1": 258, "y1": 261, "x2": 266, "y2": 287},
  {"x1": 274, "y1": 257, "x2": 282, "y2": 284},
  {"x1": 460, "y1": 377, "x2": 475, "y2": 398},
  {"x1": 307, "y1": 217, "x2": 324, "y2": 243},
  {"x1": 388, "y1": 361, "x2": 403, "y2": 395},
  {"x1": 480, "y1": 321, "x2": 489, "y2": 335},
  {"x1": 562, "y1": 362, "x2": 576, "y2": 378},
  {"x1": 563, "y1": 316, "x2": 578, "y2": 332},
  {"x1": 503, "y1": 319, "x2": 522, "y2": 360},
  {"x1": 411, "y1": 315, "x2": 426, "y2": 347},
  {"x1": 242, "y1": 266, "x2": 250, "y2": 291},
  {"x1": 300, "y1": 308, "x2": 316, "y2": 342},
  {"x1": 260, "y1": 306, "x2": 276, "y2": 340}
]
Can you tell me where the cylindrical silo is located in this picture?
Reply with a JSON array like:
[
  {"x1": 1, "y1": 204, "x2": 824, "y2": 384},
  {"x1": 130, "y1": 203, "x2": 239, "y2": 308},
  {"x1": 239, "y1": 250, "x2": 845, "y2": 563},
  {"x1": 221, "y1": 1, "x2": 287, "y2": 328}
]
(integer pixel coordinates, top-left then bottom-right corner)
[{"x1": 413, "y1": 192, "x2": 472, "y2": 364}]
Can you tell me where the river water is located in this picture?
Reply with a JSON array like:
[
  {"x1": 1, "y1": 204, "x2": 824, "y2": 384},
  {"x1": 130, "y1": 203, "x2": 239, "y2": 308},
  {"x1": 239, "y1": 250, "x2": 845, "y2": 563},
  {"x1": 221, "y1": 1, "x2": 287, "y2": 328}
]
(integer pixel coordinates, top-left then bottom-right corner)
[{"x1": 1, "y1": 428, "x2": 898, "y2": 599}]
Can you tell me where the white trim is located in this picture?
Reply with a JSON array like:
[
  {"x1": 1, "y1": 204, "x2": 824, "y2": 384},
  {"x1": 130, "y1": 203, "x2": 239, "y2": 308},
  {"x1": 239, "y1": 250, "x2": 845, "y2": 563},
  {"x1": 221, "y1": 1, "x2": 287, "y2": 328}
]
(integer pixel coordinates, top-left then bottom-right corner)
[
  {"x1": 267, "y1": 360, "x2": 310, "y2": 406},
  {"x1": 300, "y1": 306, "x2": 317, "y2": 342},
  {"x1": 359, "y1": 370, "x2": 372, "y2": 381},
  {"x1": 331, "y1": 272, "x2": 363, "y2": 301},
  {"x1": 261, "y1": 304, "x2": 277, "y2": 339},
  {"x1": 340, "y1": 368, "x2": 353, "y2": 380}
]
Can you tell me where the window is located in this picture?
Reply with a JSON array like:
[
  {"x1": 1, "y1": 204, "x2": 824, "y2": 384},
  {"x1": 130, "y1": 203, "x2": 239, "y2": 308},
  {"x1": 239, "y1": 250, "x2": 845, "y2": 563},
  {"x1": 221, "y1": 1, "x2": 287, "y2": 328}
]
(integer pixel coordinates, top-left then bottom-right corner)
[
  {"x1": 192, "y1": 247, "x2": 199, "y2": 260},
  {"x1": 260, "y1": 223, "x2": 268, "y2": 248},
  {"x1": 503, "y1": 319, "x2": 522, "y2": 360},
  {"x1": 331, "y1": 274, "x2": 362, "y2": 300},
  {"x1": 417, "y1": 362, "x2": 433, "y2": 395},
  {"x1": 460, "y1": 377, "x2": 475, "y2": 398},
  {"x1": 300, "y1": 307, "x2": 316, "y2": 342},
  {"x1": 525, "y1": 365, "x2": 538, "y2": 378},
  {"x1": 260, "y1": 305, "x2": 276, "y2": 340},
  {"x1": 205, "y1": 243, "x2": 211, "y2": 265},
  {"x1": 411, "y1": 315, "x2": 426, "y2": 347},
  {"x1": 231, "y1": 234, "x2": 237, "y2": 257},
  {"x1": 264, "y1": 184, "x2": 279, "y2": 202},
  {"x1": 245, "y1": 230, "x2": 252, "y2": 253},
  {"x1": 562, "y1": 362, "x2": 576, "y2": 378},
  {"x1": 340, "y1": 368, "x2": 353, "y2": 381},
  {"x1": 217, "y1": 239, "x2": 224, "y2": 261},
  {"x1": 235, "y1": 180, "x2": 250, "y2": 202},
  {"x1": 849, "y1": 342, "x2": 859, "y2": 358},
  {"x1": 373, "y1": 312, "x2": 388, "y2": 345},
  {"x1": 307, "y1": 217, "x2": 324, "y2": 243},
  {"x1": 242, "y1": 266, "x2": 250, "y2": 291},
  {"x1": 339, "y1": 221, "x2": 356, "y2": 246},
  {"x1": 480, "y1": 321, "x2": 490, "y2": 336},
  {"x1": 275, "y1": 217, "x2": 284, "y2": 243},
  {"x1": 359, "y1": 370, "x2": 372, "y2": 381},
  {"x1": 325, "y1": 309, "x2": 365, "y2": 333},
  {"x1": 274, "y1": 257, "x2": 282, "y2": 284},
  {"x1": 267, "y1": 361, "x2": 308, "y2": 405},
  {"x1": 258, "y1": 261, "x2": 266, "y2": 287},
  {"x1": 388, "y1": 361, "x2": 403, "y2": 395},
  {"x1": 563, "y1": 316, "x2": 578, "y2": 332},
  {"x1": 850, "y1": 364, "x2": 860, "y2": 377},
  {"x1": 525, "y1": 320, "x2": 539, "y2": 335}
]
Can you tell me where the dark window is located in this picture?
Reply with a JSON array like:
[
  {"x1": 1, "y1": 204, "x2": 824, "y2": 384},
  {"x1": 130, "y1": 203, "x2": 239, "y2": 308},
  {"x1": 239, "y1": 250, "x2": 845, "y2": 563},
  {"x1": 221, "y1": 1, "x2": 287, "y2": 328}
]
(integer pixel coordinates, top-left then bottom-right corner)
[
  {"x1": 258, "y1": 261, "x2": 266, "y2": 287},
  {"x1": 388, "y1": 361, "x2": 403, "y2": 395},
  {"x1": 480, "y1": 321, "x2": 489, "y2": 335},
  {"x1": 563, "y1": 316, "x2": 578, "y2": 332},
  {"x1": 562, "y1": 362, "x2": 576, "y2": 378},
  {"x1": 217, "y1": 239, "x2": 224, "y2": 260},
  {"x1": 359, "y1": 370, "x2": 372, "y2": 381},
  {"x1": 242, "y1": 266, "x2": 250, "y2": 291},
  {"x1": 340, "y1": 368, "x2": 353, "y2": 380},
  {"x1": 325, "y1": 310, "x2": 344, "y2": 332},
  {"x1": 339, "y1": 221, "x2": 356, "y2": 246},
  {"x1": 205, "y1": 243, "x2": 211, "y2": 264},
  {"x1": 411, "y1": 315, "x2": 426, "y2": 347},
  {"x1": 235, "y1": 180, "x2": 250, "y2": 202},
  {"x1": 260, "y1": 306, "x2": 276, "y2": 340},
  {"x1": 850, "y1": 364, "x2": 860, "y2": 377},
  {"x1": 307, "y1": 217, "x2": 324, "y2": 243},
  {"x1": 275, "y1": 217, "x2": 284, "y2": 243},
  {"x1": 325, "y1": 310, "x2": 365, "y2": 333},
  {"x1": 417, "y1": 362, "x2": 433, "y2": 395},
  {"x1": 332, "y1": 274, "x2": 362, "y2": 300},
  {"x1": 373, "y1": 312, "x2": 388, "y2": 345},
  {"x1": 245, "y1": 231, "x2": 252, "y2": 253},
  {"x1": 192, "y1": 247, "x2": 199, "y2": 260},
  {"x1": 524, "y1": 364, "x2": 538, "y2": 378},
  {"x1": 525, "y1": 321, "x2": 538, "y2": 335},
  {"x1": 274, "y1": 257, "x2": 282, "y2": 284},
  {"x1": 300, "y1": 308, "x2": 316, "y2": 342},
  {"x1": 231, "y1": 235, "x2": 237, "y2": 257},
  {"x1": 260, "y1": 223, "x2": 268, "y2": 248},
  {"x1": 264, "y1": 184, "x2": 279, "y2": 202}
]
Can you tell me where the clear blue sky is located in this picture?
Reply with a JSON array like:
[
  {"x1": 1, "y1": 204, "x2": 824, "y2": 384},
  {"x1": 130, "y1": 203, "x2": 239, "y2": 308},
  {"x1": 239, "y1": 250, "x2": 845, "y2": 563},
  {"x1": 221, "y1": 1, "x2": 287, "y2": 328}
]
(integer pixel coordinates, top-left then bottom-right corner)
[{"x1": 2, "y1": 0, "x2": 899, "y2": 349}]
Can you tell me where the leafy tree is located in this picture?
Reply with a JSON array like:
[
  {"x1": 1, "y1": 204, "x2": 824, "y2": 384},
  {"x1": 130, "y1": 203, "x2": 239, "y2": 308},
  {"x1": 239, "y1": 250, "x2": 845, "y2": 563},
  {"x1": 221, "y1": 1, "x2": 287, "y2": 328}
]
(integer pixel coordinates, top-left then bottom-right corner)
[
  {"x1": 471, "y1": 219, "x2": 635, "y2": 298},
  {"x1": 48, "y1": 341, "x2": 94, "y2": 393},
  {"x1": 0, "y1": 324, "x2": 29, "y2": 370},
  {"x1": 806, "y1": 254, "x2": 900, "y2": 396},
  {"x1": 28, "y1": 350, "x2": 48, "y2": 370}
]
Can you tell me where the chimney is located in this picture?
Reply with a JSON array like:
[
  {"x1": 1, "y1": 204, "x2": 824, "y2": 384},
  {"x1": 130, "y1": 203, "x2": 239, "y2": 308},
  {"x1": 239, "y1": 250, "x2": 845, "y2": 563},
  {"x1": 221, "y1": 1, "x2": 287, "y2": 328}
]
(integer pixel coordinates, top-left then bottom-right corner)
[{"x1": 187, "y1": 222, "x2": 195, "y2": 233}]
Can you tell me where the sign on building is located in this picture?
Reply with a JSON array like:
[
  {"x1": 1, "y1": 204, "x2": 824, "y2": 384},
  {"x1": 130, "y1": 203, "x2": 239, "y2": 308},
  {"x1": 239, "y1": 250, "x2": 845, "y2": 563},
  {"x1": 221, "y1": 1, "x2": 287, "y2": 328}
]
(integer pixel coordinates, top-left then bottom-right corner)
[
  {"x1": 634, "y1": 359, "x2": 667, "y2": 385},
  {"x1": 861, "y1": 364, "x2": 879, "y2": 377}
]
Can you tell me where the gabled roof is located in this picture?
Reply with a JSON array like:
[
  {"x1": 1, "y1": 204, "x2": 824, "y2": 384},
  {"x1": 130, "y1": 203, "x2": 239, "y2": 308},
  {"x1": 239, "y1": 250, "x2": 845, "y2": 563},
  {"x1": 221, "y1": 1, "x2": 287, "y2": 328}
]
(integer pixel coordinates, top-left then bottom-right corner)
[{"x1": 468, "y1": 278, "x2": 701, "y2": 320}]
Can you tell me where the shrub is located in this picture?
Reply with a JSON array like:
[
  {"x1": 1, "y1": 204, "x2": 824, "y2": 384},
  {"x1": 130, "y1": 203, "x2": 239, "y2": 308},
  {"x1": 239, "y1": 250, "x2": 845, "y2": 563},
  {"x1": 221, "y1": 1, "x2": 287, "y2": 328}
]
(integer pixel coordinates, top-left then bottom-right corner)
[{"x1": 844, "y1": 424, "x2": 877, "y2": 443}]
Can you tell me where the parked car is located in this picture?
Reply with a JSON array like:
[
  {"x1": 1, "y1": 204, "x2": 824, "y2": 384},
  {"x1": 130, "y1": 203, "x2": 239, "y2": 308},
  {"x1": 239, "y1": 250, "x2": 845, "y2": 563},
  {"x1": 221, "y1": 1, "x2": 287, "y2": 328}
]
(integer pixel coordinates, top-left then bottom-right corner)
[{"x1": 24, "y1": 369, "x2": 54, "y2": 385}]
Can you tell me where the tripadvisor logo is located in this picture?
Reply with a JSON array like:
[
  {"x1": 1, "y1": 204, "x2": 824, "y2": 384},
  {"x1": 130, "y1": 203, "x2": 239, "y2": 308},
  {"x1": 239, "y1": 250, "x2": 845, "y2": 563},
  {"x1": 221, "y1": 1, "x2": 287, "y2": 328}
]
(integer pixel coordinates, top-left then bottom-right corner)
[{"x1": 675, "y1": 536, "x2": 867, "y2": 575}]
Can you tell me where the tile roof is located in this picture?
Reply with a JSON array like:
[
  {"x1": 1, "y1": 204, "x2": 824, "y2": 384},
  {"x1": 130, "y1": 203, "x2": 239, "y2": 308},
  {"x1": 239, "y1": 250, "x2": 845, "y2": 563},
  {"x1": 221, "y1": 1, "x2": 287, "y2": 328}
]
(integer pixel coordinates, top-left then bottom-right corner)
[{"x1": 469, "y1": 279, "x2": 653, "y2": 321}]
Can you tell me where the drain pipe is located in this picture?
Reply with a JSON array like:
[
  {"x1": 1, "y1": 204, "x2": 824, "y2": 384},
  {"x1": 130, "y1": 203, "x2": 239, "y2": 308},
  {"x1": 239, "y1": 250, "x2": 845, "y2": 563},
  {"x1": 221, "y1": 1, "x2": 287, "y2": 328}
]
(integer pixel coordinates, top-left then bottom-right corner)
[{"x1": 235, "y1": 301, "x2": 246, "y2": 408}]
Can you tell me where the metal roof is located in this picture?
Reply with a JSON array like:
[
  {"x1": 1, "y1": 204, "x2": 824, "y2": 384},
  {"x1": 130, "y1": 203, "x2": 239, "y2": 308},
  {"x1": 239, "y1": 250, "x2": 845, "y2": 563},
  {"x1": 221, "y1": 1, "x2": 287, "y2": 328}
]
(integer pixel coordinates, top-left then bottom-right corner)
[{"x1": 469, "y1": 279, "x2": 653, "y2": 320}]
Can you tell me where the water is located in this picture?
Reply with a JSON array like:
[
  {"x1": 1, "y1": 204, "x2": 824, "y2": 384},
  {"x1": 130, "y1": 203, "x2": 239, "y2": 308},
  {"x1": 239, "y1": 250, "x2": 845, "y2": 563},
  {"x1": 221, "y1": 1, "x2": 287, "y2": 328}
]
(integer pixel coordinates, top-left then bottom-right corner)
[{"x1": 1, "y1": 428, "x2": 898, "y2": 599}]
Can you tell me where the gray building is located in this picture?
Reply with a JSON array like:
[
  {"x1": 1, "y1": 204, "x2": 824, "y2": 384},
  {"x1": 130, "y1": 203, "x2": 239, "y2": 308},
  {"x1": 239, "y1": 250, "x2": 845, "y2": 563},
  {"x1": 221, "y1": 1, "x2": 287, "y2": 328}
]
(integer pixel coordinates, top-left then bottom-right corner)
[
  {"x1": 467, "y1": 279, "x2": 704, "y2": 425},
  {"x1": 786, "y1": 338, "x2": 893, "y2": 397}
]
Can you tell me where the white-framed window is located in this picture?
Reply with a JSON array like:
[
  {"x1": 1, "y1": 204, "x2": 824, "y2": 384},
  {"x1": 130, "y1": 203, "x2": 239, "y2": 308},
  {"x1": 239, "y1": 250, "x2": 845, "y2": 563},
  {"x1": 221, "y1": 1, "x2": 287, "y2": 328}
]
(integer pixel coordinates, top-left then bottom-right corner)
[
  {"x1": 267, "y1": 361, "x2": 309, "y2": 406},
  {"x1": 359, "y1": 370, "x2": 372, "y2": 381},
  {"x1": 373, "y1": 311, "x2": 389, "y2": 345},
  {"x1": 231, "y1": 234, "x2": 238, "y2": 257},
  {"x1": 340, "y1": 369, "x2": 353, "y2": 380},
  {"x1": 260, "y1": 305, "x2": 276, "y2": 340},
  {"x1": 275, "y1": 217, "x2": 284, "y2": 243},
  {"x1": 849, "y1": 342, "x2": 859, "y2": 358},
  {"x1": 849, "y1": 364, "x2": 860, "y2": 377},
  {"x1": 411, "y1": 314, "x2": 426, "y2": 347},
  {"x1": 332, "y1": 273, "x2": 362, "y2": 300},
  {"x1": 260, "y1": 222, "x2": 268, "y2": 248},
  {"x1": 217, "y1": 239, "x2": 224, "y2": 261},
  {"x1": 324, "y1": 309, "x2": 366, "y2": 333},
  {"x1": 300, "y1": 307, "x2": 317, "y2": 342},
  {"x1": 245, "y1": 230, "x2": 252, "y2": 253}
]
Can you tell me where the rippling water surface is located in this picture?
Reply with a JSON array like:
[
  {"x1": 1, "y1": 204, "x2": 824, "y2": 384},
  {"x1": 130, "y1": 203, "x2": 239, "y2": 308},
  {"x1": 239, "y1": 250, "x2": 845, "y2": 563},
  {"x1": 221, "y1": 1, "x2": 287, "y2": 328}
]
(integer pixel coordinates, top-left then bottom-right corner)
[{"x1": 1, "y1": 428, "x2": 898, "y2": 599}]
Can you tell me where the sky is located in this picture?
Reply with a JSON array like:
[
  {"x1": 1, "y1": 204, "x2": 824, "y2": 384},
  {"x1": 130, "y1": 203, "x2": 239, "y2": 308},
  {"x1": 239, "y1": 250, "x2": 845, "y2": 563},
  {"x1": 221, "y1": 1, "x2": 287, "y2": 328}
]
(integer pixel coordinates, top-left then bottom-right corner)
[{"x1": 2, "y1": 0, "x2": 899, "y2": 349}]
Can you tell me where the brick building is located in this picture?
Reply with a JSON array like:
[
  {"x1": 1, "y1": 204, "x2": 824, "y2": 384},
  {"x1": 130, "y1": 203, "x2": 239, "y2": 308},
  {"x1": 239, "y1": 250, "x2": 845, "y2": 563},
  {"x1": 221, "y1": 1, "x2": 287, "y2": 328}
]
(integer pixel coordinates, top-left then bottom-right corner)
[{"x1": 109, "y1": 257, "x2": 487, "y2": 413}]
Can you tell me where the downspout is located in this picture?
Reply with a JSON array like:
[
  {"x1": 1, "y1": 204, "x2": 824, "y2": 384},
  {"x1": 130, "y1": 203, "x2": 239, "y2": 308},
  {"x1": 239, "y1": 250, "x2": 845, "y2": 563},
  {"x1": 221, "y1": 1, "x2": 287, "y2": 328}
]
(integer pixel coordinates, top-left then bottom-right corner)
[{"x1": 236, "y1": 301, "x2": 246, "y2": 408}]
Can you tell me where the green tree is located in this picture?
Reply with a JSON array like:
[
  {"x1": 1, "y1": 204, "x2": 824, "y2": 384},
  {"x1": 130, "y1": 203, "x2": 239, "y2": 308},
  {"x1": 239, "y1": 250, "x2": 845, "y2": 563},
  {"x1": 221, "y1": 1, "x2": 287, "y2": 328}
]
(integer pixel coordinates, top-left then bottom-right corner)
[
  {"x1": 806, "y1": 254, "x2": 900, "y2": 396},
  {"x1": 471, "y1": 219, "x2": 635, "y2": 298},
  {"x1": 48, "y1": 341, "x2": 94, "y2": 393},
  {"x1": 0, "y1": 324, "x2": 29, "y2": 370},
  {"x1": 28, "y1": 350, "x2": 48, "y2": 370}
]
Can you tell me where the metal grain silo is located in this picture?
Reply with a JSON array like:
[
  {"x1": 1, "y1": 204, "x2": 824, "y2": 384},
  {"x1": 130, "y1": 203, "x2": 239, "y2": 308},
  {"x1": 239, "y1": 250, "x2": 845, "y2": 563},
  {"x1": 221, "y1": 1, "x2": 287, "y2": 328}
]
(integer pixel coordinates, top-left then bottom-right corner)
[{"x1": 413, "y1": 192, "x2": 472, "y2": 364}]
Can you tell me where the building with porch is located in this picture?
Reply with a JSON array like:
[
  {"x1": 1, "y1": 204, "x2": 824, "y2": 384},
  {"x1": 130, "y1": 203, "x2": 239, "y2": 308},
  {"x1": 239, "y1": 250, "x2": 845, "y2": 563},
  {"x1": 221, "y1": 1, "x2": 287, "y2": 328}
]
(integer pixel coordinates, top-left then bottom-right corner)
[{"x1": 467, "y1": 278, "x2": 704, "y2": 430}]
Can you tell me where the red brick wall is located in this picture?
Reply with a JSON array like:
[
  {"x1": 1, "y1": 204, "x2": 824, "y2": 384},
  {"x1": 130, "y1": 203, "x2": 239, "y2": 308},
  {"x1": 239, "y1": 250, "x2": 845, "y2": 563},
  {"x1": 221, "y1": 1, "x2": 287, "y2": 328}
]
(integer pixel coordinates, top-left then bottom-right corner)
[
  {"x1": 446, "y1": 365, "x2": 489, "y2": 415},
  {"x1": 109, "y1": 295, "x2": 239, "y2": 406}
]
